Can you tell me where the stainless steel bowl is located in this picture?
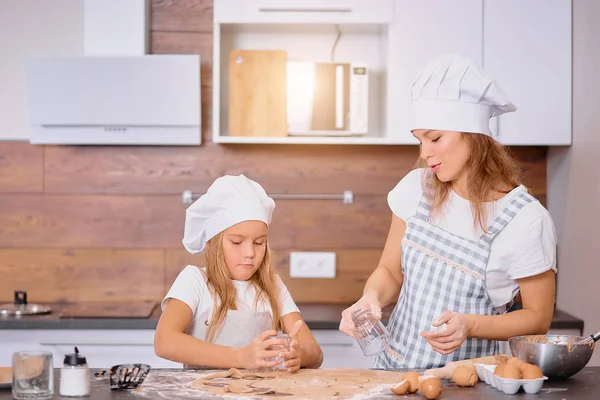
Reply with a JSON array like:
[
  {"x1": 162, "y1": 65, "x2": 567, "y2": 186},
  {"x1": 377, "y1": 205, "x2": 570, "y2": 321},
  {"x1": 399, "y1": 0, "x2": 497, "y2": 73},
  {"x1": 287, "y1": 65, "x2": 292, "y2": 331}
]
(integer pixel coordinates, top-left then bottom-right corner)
[{"x1": 509, "y1": 334, "x2": 595, "y2": 379}]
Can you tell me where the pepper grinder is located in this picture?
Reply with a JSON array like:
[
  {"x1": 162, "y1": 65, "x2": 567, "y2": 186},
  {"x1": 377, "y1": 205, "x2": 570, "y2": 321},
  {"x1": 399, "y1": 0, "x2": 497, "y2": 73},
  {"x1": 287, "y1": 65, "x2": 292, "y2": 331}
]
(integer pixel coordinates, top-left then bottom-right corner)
[{"x1": 60, "y1": 346, "x2": 91, "y2": 397}]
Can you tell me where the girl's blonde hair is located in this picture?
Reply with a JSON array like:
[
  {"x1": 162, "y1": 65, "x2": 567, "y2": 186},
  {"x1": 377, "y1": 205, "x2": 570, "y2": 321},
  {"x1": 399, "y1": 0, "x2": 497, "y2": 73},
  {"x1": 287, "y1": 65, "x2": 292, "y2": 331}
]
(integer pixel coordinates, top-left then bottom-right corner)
[
  {"x1": 417, "y1": 133, "x2": 522, "y2": 232},
  {"x1": 203, "y1": 232, "x2": 281, "y2": 342}
]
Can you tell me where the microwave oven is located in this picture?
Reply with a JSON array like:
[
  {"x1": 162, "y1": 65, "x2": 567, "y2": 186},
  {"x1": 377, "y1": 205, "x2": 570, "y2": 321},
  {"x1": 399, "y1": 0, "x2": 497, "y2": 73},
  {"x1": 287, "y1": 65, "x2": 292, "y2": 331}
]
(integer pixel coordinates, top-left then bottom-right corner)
[{"x1": 287, "y1": 61, "x2": 369, "y2": 136}]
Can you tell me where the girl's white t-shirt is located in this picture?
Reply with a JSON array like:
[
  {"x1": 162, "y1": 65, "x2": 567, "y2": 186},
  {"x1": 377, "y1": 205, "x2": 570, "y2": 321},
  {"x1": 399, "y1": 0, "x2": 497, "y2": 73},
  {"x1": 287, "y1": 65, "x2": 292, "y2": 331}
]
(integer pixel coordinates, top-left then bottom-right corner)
[
  {"x1": 161, "y1": 265, "x2": 300, "y2": 321},
  {"x1": 388, "y1": 168, "x2": 557, "y2": 310}
]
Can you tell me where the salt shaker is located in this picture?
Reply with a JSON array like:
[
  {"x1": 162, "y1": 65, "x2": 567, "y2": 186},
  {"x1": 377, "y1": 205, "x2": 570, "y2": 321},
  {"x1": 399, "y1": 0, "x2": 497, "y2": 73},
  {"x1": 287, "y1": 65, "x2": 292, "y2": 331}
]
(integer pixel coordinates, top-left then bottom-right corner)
[{"x1": 59, "y1": 347, "x2": 91, "y2": 397}]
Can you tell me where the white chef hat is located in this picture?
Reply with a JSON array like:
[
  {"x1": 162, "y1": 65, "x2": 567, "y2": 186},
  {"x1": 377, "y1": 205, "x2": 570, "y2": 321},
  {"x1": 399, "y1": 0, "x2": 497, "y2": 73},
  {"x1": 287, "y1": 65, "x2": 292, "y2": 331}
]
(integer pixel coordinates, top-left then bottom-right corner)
[
  {"x1": 182, "y1": 174, "x2": 275, "y2": 254},
  {"x1": 409, "y1": 54, "x2": 517, "y2": 135}
]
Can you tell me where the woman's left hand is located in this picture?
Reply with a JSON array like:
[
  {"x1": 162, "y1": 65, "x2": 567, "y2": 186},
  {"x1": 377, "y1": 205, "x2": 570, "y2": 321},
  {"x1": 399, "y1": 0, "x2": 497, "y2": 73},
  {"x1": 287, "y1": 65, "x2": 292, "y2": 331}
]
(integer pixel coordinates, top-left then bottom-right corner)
[
  {"x1": 420, "y1": 311, "x2": 470, "y2": 355},
  {"x1": 282, "y1": 320, "x2": 303, "y2": 372}
]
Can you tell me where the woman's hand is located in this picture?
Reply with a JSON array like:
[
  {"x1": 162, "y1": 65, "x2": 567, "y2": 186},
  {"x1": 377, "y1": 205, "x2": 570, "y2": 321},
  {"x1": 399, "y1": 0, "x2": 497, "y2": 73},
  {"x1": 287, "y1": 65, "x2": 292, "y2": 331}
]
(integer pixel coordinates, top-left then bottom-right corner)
[
  {"x1": 339, "y1": 292, "x2": 382, "y2": 338},
  {"x1": 420, "y1": 311, "x2": 470, "y2": 355},
  {"x1": 238, "y1": 330, "x2": 287, "y2": 370},
  {"x1": 282, "y1": 320, "x2": 303, "y2": 372}
]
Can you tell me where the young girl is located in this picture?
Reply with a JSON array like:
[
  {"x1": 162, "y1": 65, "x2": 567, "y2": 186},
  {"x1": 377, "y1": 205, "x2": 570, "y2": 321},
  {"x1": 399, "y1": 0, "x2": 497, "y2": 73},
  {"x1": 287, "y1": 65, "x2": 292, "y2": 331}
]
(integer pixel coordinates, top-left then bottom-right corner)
[
  {"x1": 155, "y1": 174, "x2": 323, "y2": 371},
  {"x1": 339, "y1": 54, "x2": 557, "y2": 369}
]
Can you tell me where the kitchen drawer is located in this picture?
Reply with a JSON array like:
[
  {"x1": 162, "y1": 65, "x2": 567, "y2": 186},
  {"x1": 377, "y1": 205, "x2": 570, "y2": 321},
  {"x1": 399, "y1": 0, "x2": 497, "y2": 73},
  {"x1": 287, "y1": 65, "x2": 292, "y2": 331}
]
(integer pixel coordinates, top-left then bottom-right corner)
[
  {"x1": 0, "y1": 330, "x2": 180, "y2": 369},
  {"x1": 313, "y1": 330, "x2": 376, "y2": 369},
  {"x1": 215, "y1": 0, "x2": 394, "y2": 24}
]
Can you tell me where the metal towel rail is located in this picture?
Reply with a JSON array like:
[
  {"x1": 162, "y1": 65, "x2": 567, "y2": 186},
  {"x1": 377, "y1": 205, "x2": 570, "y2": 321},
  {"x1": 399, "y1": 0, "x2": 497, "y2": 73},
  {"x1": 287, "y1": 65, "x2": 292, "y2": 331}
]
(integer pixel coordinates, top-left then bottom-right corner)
[{"x1": 182, "y1": 190, "x2": 354, "y2": 205}]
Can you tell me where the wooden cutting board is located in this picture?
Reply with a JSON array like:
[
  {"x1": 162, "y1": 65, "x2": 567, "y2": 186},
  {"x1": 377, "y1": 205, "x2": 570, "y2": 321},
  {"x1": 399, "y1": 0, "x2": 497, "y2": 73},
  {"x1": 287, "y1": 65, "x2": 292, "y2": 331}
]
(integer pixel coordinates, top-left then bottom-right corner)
[
  {"x1": 0, "y1": 367, "x2": 11, "y2": 387},
  {"x1": 228, "y1": 49, "x2": 288, "y2": 137},
  {"x1": 59, "y1": 301, "x2": 157, "y2": 319}
]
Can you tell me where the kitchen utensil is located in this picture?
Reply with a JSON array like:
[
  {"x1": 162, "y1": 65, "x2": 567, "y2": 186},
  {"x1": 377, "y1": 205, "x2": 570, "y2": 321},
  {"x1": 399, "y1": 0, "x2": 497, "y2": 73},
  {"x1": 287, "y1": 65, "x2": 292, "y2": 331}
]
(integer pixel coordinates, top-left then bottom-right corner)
[
  {"x1": 509, "y1": 334, "x2": 596, "y2": 379},
  {"x1": 0, "y1": 291, "x2": 51, "y2": 316},
  {"x1": 424, "y1": 354, "x2": 509, "y2": 379},
  {"x1": 12, "y1": 351, "x2": 53, "y2": 400},
  {"x1": 351, "y1": 308, "x2": 390, "y2": 356},
  {"x1": 574, "y1": 328, "x2": 600, "y2": 345},
  {"x1": 109, "y1": 364, "x2": 151, "y2": 390},
  {"x1": 228, "y1": 49, "x2": 288, "y2": 137}
]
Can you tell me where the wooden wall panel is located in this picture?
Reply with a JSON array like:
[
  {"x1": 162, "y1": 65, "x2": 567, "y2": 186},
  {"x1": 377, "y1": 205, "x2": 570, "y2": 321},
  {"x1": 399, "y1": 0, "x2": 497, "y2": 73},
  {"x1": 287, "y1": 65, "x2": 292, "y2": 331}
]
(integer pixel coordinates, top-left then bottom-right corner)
[
  {"x1": 151, "y1": 0, "x2": 213, "y2": 33},
  {"x1": 44, "y1": 144, "x2": 419, "y2": 194},
  {"x1": 0, "y1": 195, "x2": 183, "y2": 248},
  {"x1": 166, "y1": 248, "x2": 381, "y2": 304},
  {"x1": 0, "y1": 143, "x2": 44, "y2": 193},
  {"x1": 0, "y1": 249, "x2": 165, "y2": 303},
  {"x1": 0, "y1": 195, "x2": 388, "y2": 249}
]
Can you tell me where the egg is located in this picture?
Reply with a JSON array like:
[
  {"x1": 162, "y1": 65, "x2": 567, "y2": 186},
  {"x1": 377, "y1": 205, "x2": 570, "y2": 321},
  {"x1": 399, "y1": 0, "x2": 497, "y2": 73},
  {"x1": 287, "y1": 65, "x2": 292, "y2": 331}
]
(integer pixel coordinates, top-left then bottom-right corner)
[
  {"x1": 390, "y1": 379, "x2": 410, "y2": 395},
  {"x1": 501, "y1": 363, "x2": 522, "y2": 379},
  {"x1": 419, "y1": 376, "x2": 443, "y2": 399},
  {"x1": 494, "y1": 362, "x2": 507, "y2": 377},
  {"x1": 507, "y1": 356, "x2": 526, "y2": 368},
  {"x1": 403, "y1": 371, "x2": 421, "y2": 393},
  {"x1": 521, "y1": 364, "x2": 544, "y2": 379},
  {"x1": 451, "y1": 365, "x2": 478, "y2": 387}
]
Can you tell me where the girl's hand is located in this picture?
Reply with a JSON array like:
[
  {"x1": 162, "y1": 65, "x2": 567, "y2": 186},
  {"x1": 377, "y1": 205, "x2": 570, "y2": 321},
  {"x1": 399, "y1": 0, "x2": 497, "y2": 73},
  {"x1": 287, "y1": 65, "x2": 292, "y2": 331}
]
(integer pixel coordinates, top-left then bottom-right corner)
[
  {"x1": 282, "y1": 320, "x2": 303, "y2": 372},
  {"x1": 339, "y1": 293, "x2": 382, "y2": 337},
  {"x1": 420, "y1": 311, "x2": 470, "y2": 355},
  {"x1": 239, "y1": 330, "x2": 287, "y2": 370}
]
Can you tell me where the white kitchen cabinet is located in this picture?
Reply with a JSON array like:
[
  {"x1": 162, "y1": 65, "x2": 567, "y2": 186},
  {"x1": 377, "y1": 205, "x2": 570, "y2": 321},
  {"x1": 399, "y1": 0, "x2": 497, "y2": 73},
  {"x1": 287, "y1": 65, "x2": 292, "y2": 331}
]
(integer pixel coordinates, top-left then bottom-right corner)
[
  {"x1": 387, "y1": 0, "x2": 483, "y2": 144},
  {"x1": 215, "y1": 0, "x2": 394, "y2": 24},
  {"x1": 483, "y1": 0, "x2": 572, "y2": 145},
  {"x1": 212, "y1": 0, "x2": 571, "y2": 146},
  {"x1": 0, "y1": 330, "x2": 180, "y2": 369},
  {"x1": 312, "y1": 330, "x2": 376, "y2": 369}
]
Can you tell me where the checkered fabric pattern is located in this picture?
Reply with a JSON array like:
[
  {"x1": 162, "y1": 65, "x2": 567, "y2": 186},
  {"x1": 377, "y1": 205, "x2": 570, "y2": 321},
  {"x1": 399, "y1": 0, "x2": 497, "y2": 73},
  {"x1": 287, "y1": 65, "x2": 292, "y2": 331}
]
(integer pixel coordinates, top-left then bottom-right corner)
[{"x1": 374, "y1": 186, "x2": 534, "y2": 369}]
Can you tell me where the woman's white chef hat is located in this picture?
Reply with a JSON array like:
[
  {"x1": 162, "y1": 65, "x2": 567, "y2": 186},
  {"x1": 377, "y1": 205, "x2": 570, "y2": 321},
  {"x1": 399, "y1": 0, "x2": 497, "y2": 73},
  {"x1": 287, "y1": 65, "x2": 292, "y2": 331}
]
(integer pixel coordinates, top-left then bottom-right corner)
[
  {"x1": 409, "y1": 54, "x2": 517, "y2": 135},
  {"x1": 182, "y1": 174, "x2": 275, "y2": 254}
]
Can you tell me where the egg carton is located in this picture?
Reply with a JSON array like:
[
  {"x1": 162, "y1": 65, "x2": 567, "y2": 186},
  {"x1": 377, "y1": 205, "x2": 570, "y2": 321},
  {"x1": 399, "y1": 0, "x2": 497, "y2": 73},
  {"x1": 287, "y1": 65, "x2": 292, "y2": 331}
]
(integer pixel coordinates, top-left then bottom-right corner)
[{"x1": 474, "y1": 363, "x2": 548, "y2": 395}]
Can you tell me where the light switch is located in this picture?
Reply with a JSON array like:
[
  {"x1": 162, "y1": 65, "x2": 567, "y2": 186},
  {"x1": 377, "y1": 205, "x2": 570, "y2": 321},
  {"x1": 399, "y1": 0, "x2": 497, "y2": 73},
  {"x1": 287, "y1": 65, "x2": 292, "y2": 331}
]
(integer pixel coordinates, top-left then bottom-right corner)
[{"x1": 289, "y1": 252, "x2": 336, "y2": 279}]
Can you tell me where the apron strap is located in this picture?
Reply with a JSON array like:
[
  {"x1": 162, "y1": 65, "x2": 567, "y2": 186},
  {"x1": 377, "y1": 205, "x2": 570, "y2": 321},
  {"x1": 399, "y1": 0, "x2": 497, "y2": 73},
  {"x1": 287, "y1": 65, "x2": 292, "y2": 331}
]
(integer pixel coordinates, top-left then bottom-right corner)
[{"x1": 479, "y1": 187, "x2": 535, "y2": 245}]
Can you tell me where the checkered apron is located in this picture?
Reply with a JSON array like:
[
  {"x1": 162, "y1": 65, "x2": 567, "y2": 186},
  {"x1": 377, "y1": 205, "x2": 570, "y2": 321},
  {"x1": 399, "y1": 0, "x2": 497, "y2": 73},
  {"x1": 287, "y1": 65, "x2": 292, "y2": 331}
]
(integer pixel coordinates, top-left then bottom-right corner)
[{"x1": 374, "y1": 185, "x2": 534, "y2": 369}]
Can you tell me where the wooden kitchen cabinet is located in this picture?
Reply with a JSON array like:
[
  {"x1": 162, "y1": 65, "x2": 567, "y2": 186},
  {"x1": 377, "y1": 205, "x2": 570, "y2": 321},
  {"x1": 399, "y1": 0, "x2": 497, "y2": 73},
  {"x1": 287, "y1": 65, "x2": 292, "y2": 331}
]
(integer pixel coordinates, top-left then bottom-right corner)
[{"x1": 483, "y1": 0, "x2": 572, "y2": 145}]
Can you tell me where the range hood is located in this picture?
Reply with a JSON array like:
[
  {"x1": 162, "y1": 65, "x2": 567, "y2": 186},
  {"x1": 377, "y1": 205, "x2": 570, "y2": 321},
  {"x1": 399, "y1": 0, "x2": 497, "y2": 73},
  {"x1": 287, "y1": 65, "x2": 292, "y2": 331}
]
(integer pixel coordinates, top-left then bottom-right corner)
[{"x1": 24, "y1": 0, "x2": 201, "y2": 145}]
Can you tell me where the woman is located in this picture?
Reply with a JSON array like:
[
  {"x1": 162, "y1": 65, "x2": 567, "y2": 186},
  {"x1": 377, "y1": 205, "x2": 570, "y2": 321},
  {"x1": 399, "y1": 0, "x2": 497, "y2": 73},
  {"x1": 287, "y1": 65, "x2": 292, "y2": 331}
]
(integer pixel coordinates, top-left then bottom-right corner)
[{"x1": 339, "y1": 55, "x2": 557, "y2": 369}]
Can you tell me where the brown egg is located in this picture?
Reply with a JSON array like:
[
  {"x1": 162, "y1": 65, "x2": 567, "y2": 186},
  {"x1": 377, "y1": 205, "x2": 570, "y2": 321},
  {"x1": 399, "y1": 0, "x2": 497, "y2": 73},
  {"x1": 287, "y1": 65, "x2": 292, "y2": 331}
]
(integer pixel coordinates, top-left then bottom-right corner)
[
  {"x1": 507, "y1": 356, "x2": 526, "y2": 368},
  {"x1": 521, "y1": 364, "x2": 544, "y2": 379},
  {"x1": 451, "y1": 365, "x2": 478, "y2": 387},
  {"x1": 403, "y1": 371, "x2": 421, "y2": 393},
  {"x1": 502, "y1": 363, "x2": 522, "y2": 379},
  {"x1": 494, "y1": 362, "x2": 507, "y2": 377},
  {"x1": 390, "y1": 380, "x2": 410, "y2": 395},
  {"x1": 419, "y1": 376, "x2": 443, "y2": 399}
]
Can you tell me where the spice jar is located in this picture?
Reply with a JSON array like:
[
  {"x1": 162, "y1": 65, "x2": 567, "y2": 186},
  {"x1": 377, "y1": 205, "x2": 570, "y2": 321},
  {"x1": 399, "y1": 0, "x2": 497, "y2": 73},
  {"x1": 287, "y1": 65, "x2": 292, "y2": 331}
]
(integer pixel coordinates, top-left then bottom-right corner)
[{"x1": 59, "y1": 347, "x2": 90, "y2": 397}]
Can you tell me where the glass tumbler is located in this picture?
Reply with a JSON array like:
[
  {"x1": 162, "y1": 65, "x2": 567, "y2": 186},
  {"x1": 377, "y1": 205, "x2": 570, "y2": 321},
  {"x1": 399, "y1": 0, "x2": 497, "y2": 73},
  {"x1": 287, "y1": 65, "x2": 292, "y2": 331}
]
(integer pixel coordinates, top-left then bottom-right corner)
[
  {"x1": 265, "y1": 333, "x2": 291, "y2": 371},
  {"x1": 12, "y1": 350, "x2": 54, "y2": 400},
  {"x1": 351, "y1": 308, "x2": 390, "y2": 356}
]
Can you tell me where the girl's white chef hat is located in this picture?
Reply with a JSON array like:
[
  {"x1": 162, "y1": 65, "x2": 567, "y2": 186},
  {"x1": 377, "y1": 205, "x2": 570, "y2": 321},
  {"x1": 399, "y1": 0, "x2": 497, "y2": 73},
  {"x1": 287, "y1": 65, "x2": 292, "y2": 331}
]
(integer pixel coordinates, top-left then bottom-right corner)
[
  {"x1": 409, "y1": 54, "x2": 517, "y2": 135},
  {"x1": 182, "y1": 174, "x2": 275, "y2": 254}
]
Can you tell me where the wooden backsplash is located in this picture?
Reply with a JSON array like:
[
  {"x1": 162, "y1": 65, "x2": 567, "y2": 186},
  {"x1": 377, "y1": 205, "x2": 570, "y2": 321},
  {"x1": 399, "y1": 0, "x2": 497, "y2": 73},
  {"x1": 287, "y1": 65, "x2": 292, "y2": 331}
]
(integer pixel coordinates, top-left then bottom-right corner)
[{"x1": 0, "y1": 0, "x2": 548, "y2": 305}]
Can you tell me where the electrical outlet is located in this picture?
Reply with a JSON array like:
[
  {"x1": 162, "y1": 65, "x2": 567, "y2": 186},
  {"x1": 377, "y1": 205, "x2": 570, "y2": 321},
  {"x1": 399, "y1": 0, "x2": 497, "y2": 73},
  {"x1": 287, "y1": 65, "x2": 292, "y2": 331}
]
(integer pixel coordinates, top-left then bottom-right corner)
[{"x1": 289, "y1": 252, "x2": 336, "y2": 279}]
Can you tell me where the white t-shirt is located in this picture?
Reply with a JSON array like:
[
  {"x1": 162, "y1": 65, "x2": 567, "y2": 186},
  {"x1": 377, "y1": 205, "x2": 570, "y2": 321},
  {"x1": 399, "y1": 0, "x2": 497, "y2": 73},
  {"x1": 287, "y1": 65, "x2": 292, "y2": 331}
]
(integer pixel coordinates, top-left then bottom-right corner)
[
  {"x1": 161, "y1": 265, "x2": 300, "y2": 323},
  {"x1": 388, "y1": 168, "x2": 557, "y2": 309}
]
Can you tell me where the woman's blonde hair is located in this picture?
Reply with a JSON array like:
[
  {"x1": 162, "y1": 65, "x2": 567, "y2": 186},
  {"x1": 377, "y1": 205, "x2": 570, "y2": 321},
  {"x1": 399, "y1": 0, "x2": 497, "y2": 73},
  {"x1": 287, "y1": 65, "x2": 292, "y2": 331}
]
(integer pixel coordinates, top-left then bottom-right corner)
[
  {"x1": 203, "y1": 232, "x2": 281, "y2": 342},
  {"x1": 417, "y1": 133, "x2": 522, "y2": 232}
]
